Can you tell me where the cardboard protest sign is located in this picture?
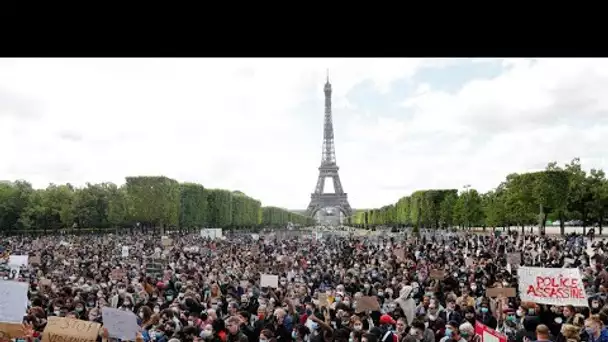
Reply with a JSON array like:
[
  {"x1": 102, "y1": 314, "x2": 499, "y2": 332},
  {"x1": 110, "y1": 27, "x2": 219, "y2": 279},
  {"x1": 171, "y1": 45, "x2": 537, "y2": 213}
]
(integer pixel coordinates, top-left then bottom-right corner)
[
  {"x1": 475, "y1": 321, "x2": 507, "y2": 342},
  {"x1": 101, "y1": 307, "x2": 139, "y2": 341},
  {"x1": 41, "y1": 316, "x2": 101, "y2": 342},
  {"x1": 29, "y1": 255, "x2": 41, "y2": 265},
  {"x1": 110, "y1": 269, "x2": 126, "y2": 281},
  {"x1": 465, "y1": 257, "x2": 474, "y2": 267},
  {"x1": 0, "y1": 280, "x2": 28, "y2": 323},
  {"x1": 507, "y1": 253, "x2": 521, "y2": 266},
  {"x1": 355, "y1": 296, "x2": 380, "y2": 312},
  {"x1": 121, "y1": 246, "x2": 129, "y2": 258},
  {"x1": 260, "y1": 274, "x2": 279, "y2": 288},
  {"x1": 485, "y1": 287, "x2": 516, "y2": 298},
  {"x1": 161, "y1": 238, "x2": 173, "y2": 248},
  {"x1": 430, "y1": 269, "x2": 445, "y2": 280},
  {"x1": 393, "y1": 248, "x2": 405, "y2": 260},
  {"x1": 0, "y1": 322, "x2": 26, "y2": 341},
  {"x1": 518, "y1": 266, "x2": 587, "y2": 307},
  {"x1": 318, "y1": 293, "x2": 329, "y2": 307}
]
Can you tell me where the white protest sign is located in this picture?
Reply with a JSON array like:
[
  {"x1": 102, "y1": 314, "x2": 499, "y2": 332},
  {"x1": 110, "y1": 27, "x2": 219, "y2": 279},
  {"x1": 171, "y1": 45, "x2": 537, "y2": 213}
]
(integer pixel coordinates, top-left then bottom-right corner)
[
  {"x1": 260, "y1": 274, "x2": 279, "y2": 288},
  {"x1": 101, "y1": 307, "x2": 139, "y2": 341},
  {"x1": 0, "y1": 280, "x2": 29, "y2": 323},
  {"x1": 8, "y1": 255, "x2": 28, "y2": 267},
  {"x1": 121, "y1": 246, "x2": 129, "y2": 258},
  {"x1": 518, "y1": 266, "x2": 588, "y2": 307},
  {"x1": 251, "y1": 234, "x2": 259, "y2": 241}
]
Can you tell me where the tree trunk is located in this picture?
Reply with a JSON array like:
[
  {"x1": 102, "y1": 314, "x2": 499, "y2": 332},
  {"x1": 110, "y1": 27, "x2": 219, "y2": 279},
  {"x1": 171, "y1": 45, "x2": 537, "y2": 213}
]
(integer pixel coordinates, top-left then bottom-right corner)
[{"x1": 559, "y1": 211, "x2": 565, "y2": 236}]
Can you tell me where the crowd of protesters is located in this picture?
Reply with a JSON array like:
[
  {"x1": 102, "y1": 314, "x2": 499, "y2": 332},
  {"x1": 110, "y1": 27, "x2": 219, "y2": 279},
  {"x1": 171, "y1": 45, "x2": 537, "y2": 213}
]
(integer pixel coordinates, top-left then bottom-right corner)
[{"x1": 1, "y1": 228, "x2": 608, "y2": 342}]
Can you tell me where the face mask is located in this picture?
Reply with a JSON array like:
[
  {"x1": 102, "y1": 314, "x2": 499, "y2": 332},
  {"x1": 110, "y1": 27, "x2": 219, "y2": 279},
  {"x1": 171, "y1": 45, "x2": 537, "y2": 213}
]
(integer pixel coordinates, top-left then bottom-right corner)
[
  {"x1": 166, "y1": 296, "x2": 173, "y2": 301},
  {"x1": 118, "y1": 289, "x2": 126, "y2": 295},
  {"x1": 154, "y1": 308, "x2": 160, "y2": 313},
  {"x1": 507, "y1": 316, "x2": 516, "y2": 322},
  {"x1": 470, "y1": 286, "x2": 477, "y2": 291},
  {"x1": 586, "y1": 327, "x2": 595, "y2": 336},
  {"x1": 292, "y1": 331, "x2": 298, "y2": 339},
  {"x1": 377, "y1": 292, "x2": 384, "y2": 297},
  {"x1": 593, "y1": 303, "x2": 600, "y2": 309},
  {"x1": 481, "y1": 307, "x2": 488, "y2": 314},
  {"x1": 188, "y1": 320, "x2": 194, "y2": 326},
  {"x1": 76, "y1": 307, "x2": 84, "y2": 312},
  {"x1": 139, "y1": 312, "x2": 145, "y2": 319},
  {"x1": 516, "y1": 310, "x2": 524, "y2": 317},
  {"x1": 54, "y1": 311, "x2": 61, "y2": 316},
  {"x1": 445, "y1": 328, "x2": 453, "y2": 337},
  {"x1": 528, "y1": 309, "x2": 535, "y2": 315},
  {"x1": 310, "y1": 322, "x2": 318, "y2": 330},
  {"x1": 354, "y1": 324, "x2": 362, "y2": 331}
]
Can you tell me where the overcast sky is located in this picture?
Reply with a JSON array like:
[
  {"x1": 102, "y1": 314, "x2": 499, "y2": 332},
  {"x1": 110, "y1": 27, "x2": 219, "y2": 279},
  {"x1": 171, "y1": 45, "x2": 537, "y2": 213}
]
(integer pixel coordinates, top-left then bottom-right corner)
[{"x1": 1, "y1": 58, "x2": 607, "y2": 209}]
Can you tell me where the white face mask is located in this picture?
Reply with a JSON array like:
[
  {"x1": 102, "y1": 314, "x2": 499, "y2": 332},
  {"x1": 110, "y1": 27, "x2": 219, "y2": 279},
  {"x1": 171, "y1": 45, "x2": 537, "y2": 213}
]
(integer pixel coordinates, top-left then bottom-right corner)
[{"x1": 139, "y1": 312, "x2": 145, "y2": 319}]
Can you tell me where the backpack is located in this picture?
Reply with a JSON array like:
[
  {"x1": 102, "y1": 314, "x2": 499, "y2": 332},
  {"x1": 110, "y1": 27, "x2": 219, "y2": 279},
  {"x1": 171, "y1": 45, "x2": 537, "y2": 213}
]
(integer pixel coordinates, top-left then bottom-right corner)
[{"x1": 382, "y1": 330, "x2": 398, "y2": 342}]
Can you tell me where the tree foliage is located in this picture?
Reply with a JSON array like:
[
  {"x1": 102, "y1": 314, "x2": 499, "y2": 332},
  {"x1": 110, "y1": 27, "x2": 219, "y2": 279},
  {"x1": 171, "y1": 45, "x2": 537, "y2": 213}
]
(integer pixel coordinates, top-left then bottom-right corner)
[
  {"x1": 0, "y1": 175, "x2": 314, "y2": 234},
  {"x1": 349, "y1": 158, "x2": 608, "y2": 234}
]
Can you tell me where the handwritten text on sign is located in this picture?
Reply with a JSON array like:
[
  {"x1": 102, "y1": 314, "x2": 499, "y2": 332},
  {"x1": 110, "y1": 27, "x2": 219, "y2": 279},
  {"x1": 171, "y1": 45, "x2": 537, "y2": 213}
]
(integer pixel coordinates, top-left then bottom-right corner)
[
  {"x1": 41, "y1": 316, "x2": 100, "y2": 342},
  {"x1": 518, "y1": 266, "x2": 587, "y2": 307}
]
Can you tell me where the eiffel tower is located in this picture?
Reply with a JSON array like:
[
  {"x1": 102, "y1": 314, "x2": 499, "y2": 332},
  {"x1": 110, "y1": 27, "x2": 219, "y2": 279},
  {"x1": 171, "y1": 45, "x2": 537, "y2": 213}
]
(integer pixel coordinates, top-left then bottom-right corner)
[{"x1": 306, "y1": 72, "x2": 352, "y2": 220}]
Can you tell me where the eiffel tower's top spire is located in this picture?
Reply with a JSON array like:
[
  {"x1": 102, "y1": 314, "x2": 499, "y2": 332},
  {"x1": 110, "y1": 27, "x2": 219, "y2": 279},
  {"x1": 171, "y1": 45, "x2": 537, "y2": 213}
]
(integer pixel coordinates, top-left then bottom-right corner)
[{"x1": 324, "y1": 69, "x2": 332, "y2": 93}]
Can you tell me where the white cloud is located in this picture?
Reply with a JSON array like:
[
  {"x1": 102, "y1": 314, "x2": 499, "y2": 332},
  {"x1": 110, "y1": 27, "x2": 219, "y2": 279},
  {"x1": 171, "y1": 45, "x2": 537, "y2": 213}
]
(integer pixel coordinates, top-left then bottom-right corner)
[
  {"x1": 348, "y1": 58, "x2": 608, "y2": 207},
  {"x1": 2, "y1": 58, "x2": 608, "y2": 210},
  {"x1": 0, "y1": 58, "x2": 435, "y2": 209}
]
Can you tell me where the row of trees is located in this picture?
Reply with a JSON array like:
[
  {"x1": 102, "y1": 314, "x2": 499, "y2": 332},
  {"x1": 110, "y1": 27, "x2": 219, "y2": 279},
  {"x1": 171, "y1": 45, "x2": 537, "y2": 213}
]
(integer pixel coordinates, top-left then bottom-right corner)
[
  {"x1": 0, "y1": 176, "x2": 315, "y2": 234},
  {"x1": 350, "y1": 158, "x2": 608, "y2": 235}
]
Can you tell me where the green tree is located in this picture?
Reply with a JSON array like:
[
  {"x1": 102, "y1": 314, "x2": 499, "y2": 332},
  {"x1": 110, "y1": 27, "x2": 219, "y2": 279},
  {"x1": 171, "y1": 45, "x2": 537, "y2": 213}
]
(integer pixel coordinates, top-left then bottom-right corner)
[
  {"x1": 108, "y1": 184, "x2": 132, "y2": 228},
  {"x1": 125, "y1": 176, "x2": 180, "y2": 232},
  {"x1": 588, "y1": 169, "x2": 608, "y2": 233},
  {"x1": 439, "y1": 191, "x2": 458, "y2": 228},
  {"x1": 179, "y1": 183, "x2": 208, "y2": 230}
]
